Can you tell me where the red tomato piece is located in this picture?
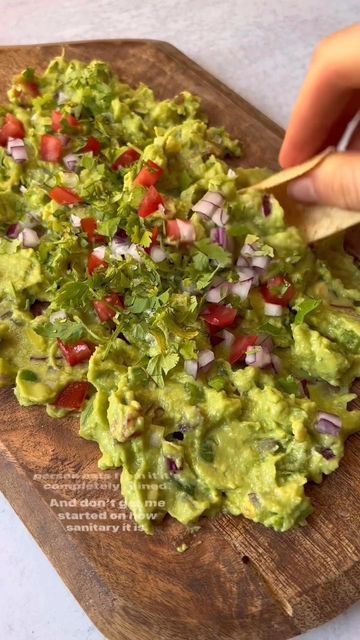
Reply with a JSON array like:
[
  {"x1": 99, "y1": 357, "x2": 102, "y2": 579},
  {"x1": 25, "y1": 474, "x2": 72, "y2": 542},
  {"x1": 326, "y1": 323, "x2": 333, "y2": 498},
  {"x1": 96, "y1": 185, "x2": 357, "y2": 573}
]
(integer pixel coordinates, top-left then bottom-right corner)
[
  {"x1": 80, "y1": 217, "x2": 97, "y2": 242},
  {"x1": 134, "y1": 160, "x2": 163, "y2": 187},
  {"x1": 88, "y1": 252, "x2": 108, "y2": 275},
  {"x1": 138, "y1": 185, "x2": 164, "y2": 218},
  {"x1": 112, "y1": 148, "x2": 140, "y2": 170},
  {"x1": 51, "y1": 111, "x2": 79, "y2": 133},
  {"x1": 0, "y1": 114, "x2": 25, "y2": 146},
  {"x1": 93, "y1": 294, "x2": 124, "y2": 322},
  {"x1": 24, "y1": 81, "x2": 40, "y2": 97},
  {"x1": 166, "y1": 220, "x2": 180, "y2": 241},
  {"x1": 57, "y1": 339, "x2": 95, "y2": 367},
  {"x1": 201, "y1": 304, "x2": 238, "y2": 330},
  {"x1": 229, "y1": 335, "x2": 258, "y2": 365},
  {"x1": 55, "y1": 381, "x2": 92, "y2": 410},
  {"x1": 50, "y1": 186, "x2": 82, "y2": 205},
  {"x1": 82, "y1": 136, "x2": 101, "y2": 155},
  {"x1": 261, "y1": 276, "x2": 295, "y2": 306},
  {"x1": 40, "y1": 134, "x2": 63, "y2": 162}
]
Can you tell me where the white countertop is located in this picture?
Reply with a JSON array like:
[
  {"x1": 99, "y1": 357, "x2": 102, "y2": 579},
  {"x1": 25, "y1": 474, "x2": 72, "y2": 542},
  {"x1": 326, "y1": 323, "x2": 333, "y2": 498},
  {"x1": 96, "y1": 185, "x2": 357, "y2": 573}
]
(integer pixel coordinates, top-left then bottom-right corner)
[{"x1": 1, "y1": 1, "x2": 360, "y2": 638}]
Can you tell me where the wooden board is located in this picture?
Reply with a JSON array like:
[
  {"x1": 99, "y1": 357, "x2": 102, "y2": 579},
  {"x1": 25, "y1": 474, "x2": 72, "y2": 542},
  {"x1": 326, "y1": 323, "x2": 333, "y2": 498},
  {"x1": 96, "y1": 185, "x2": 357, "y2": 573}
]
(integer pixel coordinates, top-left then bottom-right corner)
[{"x1": 0, "y1": 39, "x2": 360, "y2": 640}]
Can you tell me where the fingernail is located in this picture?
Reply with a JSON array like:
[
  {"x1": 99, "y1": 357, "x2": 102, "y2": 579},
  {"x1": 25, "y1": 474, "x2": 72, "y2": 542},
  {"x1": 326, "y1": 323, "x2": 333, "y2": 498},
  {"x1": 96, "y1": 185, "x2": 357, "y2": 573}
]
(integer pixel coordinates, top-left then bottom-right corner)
[{"x1": 287, "y1": 177, "x2": 317, "y2": 203}]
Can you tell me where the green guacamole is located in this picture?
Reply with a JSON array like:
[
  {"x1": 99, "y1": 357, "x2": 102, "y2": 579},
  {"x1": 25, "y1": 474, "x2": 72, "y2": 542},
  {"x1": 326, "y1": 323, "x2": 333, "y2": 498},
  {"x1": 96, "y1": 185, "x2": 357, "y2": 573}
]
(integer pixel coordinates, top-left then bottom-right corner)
[{"x1": 1, "y1": 57, "x2": 359, "y2": 534}]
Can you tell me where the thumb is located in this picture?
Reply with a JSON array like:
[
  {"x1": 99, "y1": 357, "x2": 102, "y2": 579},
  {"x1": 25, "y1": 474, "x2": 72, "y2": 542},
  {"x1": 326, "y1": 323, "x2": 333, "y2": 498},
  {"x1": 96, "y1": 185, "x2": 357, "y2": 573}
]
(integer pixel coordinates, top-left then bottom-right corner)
[{"x1": 287, "y1": 151, "x2": 360, "y2": 211}]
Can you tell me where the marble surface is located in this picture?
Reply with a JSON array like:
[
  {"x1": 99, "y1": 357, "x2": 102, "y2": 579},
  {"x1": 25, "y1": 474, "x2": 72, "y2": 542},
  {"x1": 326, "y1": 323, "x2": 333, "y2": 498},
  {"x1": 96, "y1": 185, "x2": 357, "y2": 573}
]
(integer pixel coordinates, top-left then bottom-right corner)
[{"x1": 1, "y1": 1, "x2": 360, "y2": 638}]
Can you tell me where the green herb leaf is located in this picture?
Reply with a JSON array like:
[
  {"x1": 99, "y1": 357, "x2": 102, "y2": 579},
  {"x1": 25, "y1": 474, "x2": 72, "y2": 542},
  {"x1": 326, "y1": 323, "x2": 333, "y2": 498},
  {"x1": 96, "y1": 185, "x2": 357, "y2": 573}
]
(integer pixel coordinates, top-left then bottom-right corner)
[
  {"x1": 19, "y1": 369, "x2": 38, "y2": 382},
  {"x1": 199, "y1": 439, "x2": 215, "y2": 463},
  {"x1": 36, "y1": 319, "x2": 85, "y2": 343},
  {"x1": 294, "y1": 298, "x2": 320, "y2": 325},
  {"x1": 277, "y1": 375, "x2": 301, "y2": 396},
  {"x1": 195, "y1": 238, "x2": 231, "y2": 267}
]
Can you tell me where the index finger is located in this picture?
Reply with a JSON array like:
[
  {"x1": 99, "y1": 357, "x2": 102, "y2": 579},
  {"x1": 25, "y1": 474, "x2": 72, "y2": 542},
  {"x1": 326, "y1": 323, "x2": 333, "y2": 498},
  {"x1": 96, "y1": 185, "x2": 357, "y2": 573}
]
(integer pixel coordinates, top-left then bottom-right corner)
[{"x1": 279, "y1": 24, "x2": 360, "y2": 168}]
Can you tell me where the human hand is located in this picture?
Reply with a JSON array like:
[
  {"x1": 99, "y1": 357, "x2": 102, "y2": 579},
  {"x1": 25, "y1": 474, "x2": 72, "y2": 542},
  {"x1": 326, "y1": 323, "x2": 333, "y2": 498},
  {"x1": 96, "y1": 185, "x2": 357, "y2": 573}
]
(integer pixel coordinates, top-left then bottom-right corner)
[{"x1": 279, "y1": 24, "x2": 360, "y2": 211}]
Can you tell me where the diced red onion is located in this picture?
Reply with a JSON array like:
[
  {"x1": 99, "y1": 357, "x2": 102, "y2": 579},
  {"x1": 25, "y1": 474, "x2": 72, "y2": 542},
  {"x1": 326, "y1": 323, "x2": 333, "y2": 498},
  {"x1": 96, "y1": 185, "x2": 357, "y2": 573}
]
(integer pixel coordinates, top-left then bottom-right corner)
[
  {"x1": 241, "y1": 242, "x2": 258, "y2": 258},
  {"x1": 93, "y1": 245, "x2": 106, "y2": 260},
  {"x1": 127, "y1": 243, "x2": 142, "y2": 262},
  {"x1": 12, "y1": 146, "x2": 28, "y2": 163},
  {"x1": 317, "y1": 412, "x2": 342, "y2": 428},
  {"x1": 184, "y1": 359, "x2": 198, "y2": 379},
  {"x1": 202, "y1": 191, "x2": 225, "y2": 206},
  {"x1": 257, "y1": 334, "x2": 273, "y2": 351},
  {"x1": 227, "y1": 168, "x2": 236, "y2": 178},
  {"x1": 166, "y1": 457, "x2": 181, "y2": 474},
  {"x1": 320, "y1": 447, "x2": 336, "y2": 460},
  {"x1": 7, "y1": 138, "x2": 28, "y2": 163},
  {"x1": 58, "y1": 134, "x2": 70, "y2": 147},
  {"x1": 150, "y1": 245, "x2": 167, "y2": 263},
  {"x1": 177, "y1": 219, "x2": 196, "y2": 242},
  {"x1": 7, "y1": 223, "x2": 22, "y2": 239},
  {"x1": 316, "y1": 418, "x2": 341, "y2": 436},
  {"x1": 251, "y1": 255, "x2": 270, "y2": 271},
  {"x1": 231, "y1": 278, "x2": 253, "y2": 301},
  {"x1": 63, "y1": 153, "x2": 79, "y2": 172},
  {"x1": 111, "y1": 238, "x2": 131, "y2": 259},
  {"x1": 264, "y1": 302, "x2": 283, "y2": 317},
  {"x1": 192, "y1": 200, "x2": 217, "y2": 218},
  {"x1": 50, "y1": 310, "x2": 67, "y2": 323},
  {"x1": 210, "y1": 226, "x2": 230, "y2": 250},
  {"x1": 212, "y1": 207, "x2": 229, "y2": 227},
  {"x1": 245, "y1": 346, "x2": 272, "y2": 368},
  {"x1": 70, "y1": 213, "x2": 81, "y2": 228},
  {"x1": 270, "y1": 353, "x2": 282, "y2": 373},
  {"x1": 262, "y1": 194, "x2": 272, "y2": 217},
  {"x1": 198, "y1": 349, "x2": 215, "y2": 369},
  {"x1": 236, "y1": 256, "x2": 249, "y2": 268},
  {"x1": 219, "y1": 329, "x2": 235, "y2": 347},
  {"x1": 19, "y1": 185, "x2": 27, "y2": 193},
  {"x1": 301, "y1": 379, "x2": 310, "y2": 398},
  {"x1": 206, "y1": 282, "x2": 229, "y2": 303},
  {"x1": 19, "y1": 228, "x2": 40, "y2": 248},
  {"x1": 248, "y1": 492, "x2": 260, "y2": 508},
  {"x1": 237, "y1": 267, "x2": 255, "y2": 282}
]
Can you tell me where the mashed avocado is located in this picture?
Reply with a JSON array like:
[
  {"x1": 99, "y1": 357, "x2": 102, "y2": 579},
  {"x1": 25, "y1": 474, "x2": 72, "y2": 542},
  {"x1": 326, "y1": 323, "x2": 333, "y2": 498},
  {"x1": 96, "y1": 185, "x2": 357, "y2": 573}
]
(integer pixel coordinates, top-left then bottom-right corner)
[{"x1": 0, "y1": 57, "x2": 359, "y2": 534}]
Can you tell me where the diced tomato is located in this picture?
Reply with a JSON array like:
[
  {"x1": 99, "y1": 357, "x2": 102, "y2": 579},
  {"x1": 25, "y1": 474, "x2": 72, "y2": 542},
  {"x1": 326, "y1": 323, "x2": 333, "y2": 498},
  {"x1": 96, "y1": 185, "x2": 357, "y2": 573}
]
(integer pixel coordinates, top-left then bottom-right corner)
[
  {"x1": 57, "y1": 339, "x2": 95, "y2": 367},
  {"x1": 261, "y1": 276, "x2": 295, "y2": 306},
  {"x1": 50, "y1": 186, "x2": 81, "y2": 205},
  {"x1": 14, "y1": 81, "x2": 40, "y2": 105},
  {"x1": 138, "y1": 185, "x2": 164, "y2": 218},
  {"x1": 0, "y1": 114, "x2": 25, "y2": 146},
  {"x1": 23, "y1": 81, "x2": 40, "y2": 97},
  {"x1": 166, "y1": 220, "x2": 180, "y2": 241},
  {"x1": 82, "y1": 136, "x2": 101, "y2": 155},
  {"x1": 201, "y1": 304, "x2": 238, "y2": 330},
  {"x1": 88, "y1": 252, "x2": 108, "y2": 275},
  {"x1": 112, "y1": 148, "x2": 140, "y2": 170},
  {"x1": 80, "y1": 217, "x2": 97, "y2": 242},
  {"x1": 55, "y1": 381, "x2": 92, "y2": 410},
  {"x1": 93, "y1": 294, "x2": 124, "y2": 322},
  {"x1": 134, "y1": 160, "x2": 163, "y2": 187},
  {"x1": 40, "y1": 134, "x2": 63, "y2": 162},
  {"x1": 80, "y1": 217, "x2": 105, "y2": 244},
  {"x1": 229, "y1": 335, "x2": 258, "y2": 365},
  {"x1": 51, "y1": 111, "x2": 79, "y2": 133}
]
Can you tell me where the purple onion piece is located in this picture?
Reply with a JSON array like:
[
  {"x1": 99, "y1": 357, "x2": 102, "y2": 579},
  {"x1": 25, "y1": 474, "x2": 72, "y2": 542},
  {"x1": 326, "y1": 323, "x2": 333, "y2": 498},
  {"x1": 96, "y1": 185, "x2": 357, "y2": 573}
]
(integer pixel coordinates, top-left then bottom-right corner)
[
  {"x1": 166, "y1": 457, "x2": 182, "y2": 474},
  {"x1": 262, "y1": 194, "x2": 272, "y2": 217},
  {"x1": 317, "y1": 411, "x2": 342, "y2": 428},
  {"x1": 198, "y1": 349, "x2": 215, "y2": 369},
  {"x1": 63, "y1": 153, "x2": 79, "y2": 172},
  {"x1": 210, "y1": 226, "x2": 229, "y2": 250},
  {"x1": 319, "y1": 447, "x2": 336, "y2": 460},
  {"x1": 184, "y1": 359, "x2": 198, "y2": 379},
  {"x1": 316, "y1": 418, "x2": 341, "y2": 436},
  {"x1": 7, "y1": 223, "x2": 22, "y2": 239},
  {"x1": 248, "y1": 492, "x2": 261, "y2": 508}
]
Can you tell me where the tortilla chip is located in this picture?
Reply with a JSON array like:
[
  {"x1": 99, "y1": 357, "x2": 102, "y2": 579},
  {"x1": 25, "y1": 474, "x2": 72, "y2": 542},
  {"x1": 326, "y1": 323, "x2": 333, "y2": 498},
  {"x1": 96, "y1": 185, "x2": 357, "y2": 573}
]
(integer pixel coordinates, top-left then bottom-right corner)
[{"x1": 244, "y1": 148, "x2": 360, "y2": 242}]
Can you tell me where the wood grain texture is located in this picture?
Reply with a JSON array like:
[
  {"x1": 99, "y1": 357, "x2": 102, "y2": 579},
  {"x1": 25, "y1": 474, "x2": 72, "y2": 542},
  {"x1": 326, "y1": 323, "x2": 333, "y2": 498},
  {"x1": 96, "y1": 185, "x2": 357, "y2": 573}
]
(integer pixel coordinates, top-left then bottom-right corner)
[{"x1": 0, "y1": 39, "x2": 359, "y2": 640}]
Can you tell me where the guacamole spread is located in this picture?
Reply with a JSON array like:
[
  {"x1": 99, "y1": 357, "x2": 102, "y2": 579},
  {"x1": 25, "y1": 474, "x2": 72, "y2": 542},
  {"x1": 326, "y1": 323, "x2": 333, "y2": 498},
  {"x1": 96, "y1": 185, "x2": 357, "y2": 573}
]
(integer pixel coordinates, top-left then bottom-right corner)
[{"x1": 1, "y1": 57, "x2": 359, "y2": 534}]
